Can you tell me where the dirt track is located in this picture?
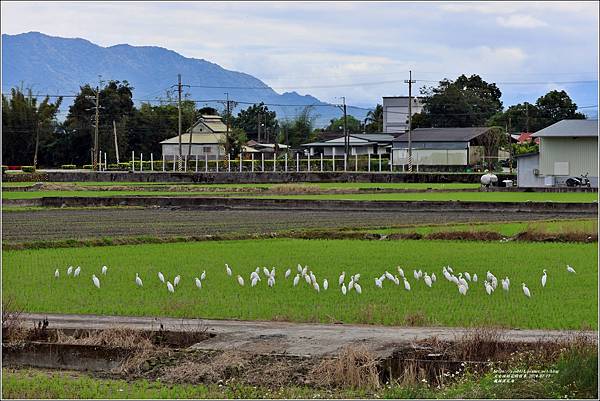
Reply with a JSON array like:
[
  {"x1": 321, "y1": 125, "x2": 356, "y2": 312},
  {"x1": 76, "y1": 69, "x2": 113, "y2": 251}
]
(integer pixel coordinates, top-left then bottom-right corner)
[
  {"x1": 1, "y1": 207, "x2": 587, "y2": 243},
  {"x1": 20, "y1": 312, "x2": 597, "y2": 359}
]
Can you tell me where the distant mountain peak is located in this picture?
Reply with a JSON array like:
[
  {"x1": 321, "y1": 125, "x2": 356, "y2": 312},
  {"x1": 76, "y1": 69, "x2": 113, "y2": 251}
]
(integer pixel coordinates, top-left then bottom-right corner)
[{"x1": 2, "y1": 31, "x2": 370, "y2": 126}]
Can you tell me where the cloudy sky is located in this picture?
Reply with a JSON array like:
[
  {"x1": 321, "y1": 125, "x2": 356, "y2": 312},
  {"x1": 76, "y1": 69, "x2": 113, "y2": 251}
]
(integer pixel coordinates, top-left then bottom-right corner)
[{"x1": 2, "y1": 1, "x2": 598, "y2": 114}]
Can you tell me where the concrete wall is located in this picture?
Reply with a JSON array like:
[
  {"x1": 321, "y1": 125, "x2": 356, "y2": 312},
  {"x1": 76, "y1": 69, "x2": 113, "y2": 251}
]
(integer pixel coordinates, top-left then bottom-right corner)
[
  {"x1": 4, "y1": 171, "x2": 517, "y2": 184},
  {"x1": 539, "y1": 137, "x2": 598, "y2": 179},
  {"x1": 383, "y1": 96, "x2": 424, "y2": 133}
]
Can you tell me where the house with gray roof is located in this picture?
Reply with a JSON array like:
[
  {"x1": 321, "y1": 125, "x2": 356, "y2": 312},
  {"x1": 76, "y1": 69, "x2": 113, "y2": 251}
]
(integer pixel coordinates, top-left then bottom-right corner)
[
  {"x1": 517, "y1": 119, "x2": 598, "y2": 188},
  {"x1": 391, "y1": 127, "x2": 505, "y2": 167}
]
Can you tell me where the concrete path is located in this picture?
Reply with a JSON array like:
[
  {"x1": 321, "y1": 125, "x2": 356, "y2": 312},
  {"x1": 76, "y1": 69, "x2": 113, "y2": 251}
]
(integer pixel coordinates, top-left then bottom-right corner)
[{"x1": 21, "y1": 313, "x2": 597, "y2": 358}]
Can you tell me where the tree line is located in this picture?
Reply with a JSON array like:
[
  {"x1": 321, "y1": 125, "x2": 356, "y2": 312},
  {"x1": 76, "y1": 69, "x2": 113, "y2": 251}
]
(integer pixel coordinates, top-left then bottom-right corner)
[{"x1": 2, "y1": 75, "x2": 588, "y2": 166}]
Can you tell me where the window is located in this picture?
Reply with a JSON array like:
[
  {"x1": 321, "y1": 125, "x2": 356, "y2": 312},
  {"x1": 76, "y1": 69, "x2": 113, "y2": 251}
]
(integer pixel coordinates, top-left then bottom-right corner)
[{"x1": 203, "y1": 147, "x2": 212, "y2": 153}]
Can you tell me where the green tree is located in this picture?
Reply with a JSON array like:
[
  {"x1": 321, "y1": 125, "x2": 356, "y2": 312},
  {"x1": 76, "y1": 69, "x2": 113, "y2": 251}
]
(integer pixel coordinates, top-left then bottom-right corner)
[
  {"x1": 417, "y1": 74, "x2": 503, "y2": 127},
  {"x1": 535, "y1": 90, "x2": 586, "y2": 126},
  {"x1": 2, "y1": 87, "x2": 62, "y2": 166},
  {"x1": 64, "y1": 81, "x2": 135, "y2": 165},
  {"x1": 280, "y1": 106, "x2": 318, "y2": 147},
  {"x1": 487, "y1": 90, "x2": 586, "y2": 133},
  {"x1": 324, "y1": 115, "x2": 362, "y2": 133},
  {"x1": 365, "y1": 104, "x2": 383, "y2": 132},
  {"x1": 220, "y1": 127, "x2": 247, "y2": 157},
  {"x1": 233, "y1": 103, "x2": 278, "y2": 142}
]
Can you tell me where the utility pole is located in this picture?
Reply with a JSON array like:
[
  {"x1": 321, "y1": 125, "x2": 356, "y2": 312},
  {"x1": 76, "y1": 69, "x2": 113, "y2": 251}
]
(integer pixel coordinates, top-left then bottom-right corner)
[
  {"x1": 508, "y1": 117, "x2": 513, "y2": 174},
  {"x1": 225, "y1": 92, "x2": 230, "y2": 136},
  {"x1": 33, "y1": 120, "x2": 40, "y2": 168},
  {"x1": 525, "y1": 102, "x2": 530, "y2": 133},
  {"x1": 177, "y1": 74, "x2": 183, "y2": 171},
  {"x1": 257, "y1": 113, "x2": 262, "y2": 142},
  {"x1": 404, "y1": 70, "x2": 416, "y2": 172},
  {"x1": 93, "y1": 85, "x2": 100, "y2": 170},
  {"x1": 343, "y1": 97, "x2": 348, "y2": 157},
  {"x1": 113, "y1": 120, "x2": 120, "y2": 164}
]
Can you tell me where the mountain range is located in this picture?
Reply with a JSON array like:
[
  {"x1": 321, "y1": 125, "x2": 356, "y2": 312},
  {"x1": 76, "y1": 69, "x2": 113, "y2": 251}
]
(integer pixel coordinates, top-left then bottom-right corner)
[{"x1": 2, "y1": 32, "x2": 371, "y2": 127}]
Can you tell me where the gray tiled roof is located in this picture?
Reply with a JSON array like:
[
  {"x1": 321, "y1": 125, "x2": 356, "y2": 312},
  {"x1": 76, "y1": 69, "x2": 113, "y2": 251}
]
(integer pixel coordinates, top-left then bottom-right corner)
[
  {"x1": 532, "y1": 119, "x2": 598, "y2": 137},
  {"x1": 393, "y1": 127, "x2": 492, "y2": 142}
]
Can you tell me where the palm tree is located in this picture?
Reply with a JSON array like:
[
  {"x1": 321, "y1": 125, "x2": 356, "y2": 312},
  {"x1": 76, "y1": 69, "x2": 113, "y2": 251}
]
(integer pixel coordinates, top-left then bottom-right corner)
[{"x1": 365, "y1": 104, "x2": 383, "y2": 132}]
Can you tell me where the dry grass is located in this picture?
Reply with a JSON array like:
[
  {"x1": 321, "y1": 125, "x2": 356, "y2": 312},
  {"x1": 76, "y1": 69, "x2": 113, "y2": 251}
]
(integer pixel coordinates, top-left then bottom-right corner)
[
  {"x1": 311, "y1": 345, "x2": 380, "y2": 389},
  {"x1": 426, "y1": 231, "x2": 504, "y2": 241},
  {"x1": 160, "y1": 350, "x2": 250, "y2": 384},
  {"x1": 55, "y1": 327, "x2": 155, "y2": 349},
  {"x1": 403, "y1": 311, "x2": 429, "y2": 327},
  {"x1": 1, "y1": 296, "x2": 27, "y2": 343}
]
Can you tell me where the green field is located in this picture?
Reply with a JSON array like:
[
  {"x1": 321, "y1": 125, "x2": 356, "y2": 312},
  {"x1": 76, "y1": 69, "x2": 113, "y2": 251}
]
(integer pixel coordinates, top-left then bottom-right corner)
[
  {"x1": 3, "y1": 190, "x2": 598, "y2": 202},
  {"x1": 363, "y1": 219, "x2": 598, "y2": 237},
  {"x1": 3, "y1": 239, "x2": 597, "y2": 329}
]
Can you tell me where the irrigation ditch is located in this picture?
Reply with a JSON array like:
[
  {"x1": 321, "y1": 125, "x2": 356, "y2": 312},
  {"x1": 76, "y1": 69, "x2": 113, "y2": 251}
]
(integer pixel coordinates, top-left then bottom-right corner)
[{"x1": 3, "y1": 312, "x2": 596, "y2": 389}]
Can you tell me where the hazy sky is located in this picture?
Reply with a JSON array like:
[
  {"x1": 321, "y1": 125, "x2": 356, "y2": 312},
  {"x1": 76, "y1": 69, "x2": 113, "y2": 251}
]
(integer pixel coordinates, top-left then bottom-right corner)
[{"x1": 2, "y1": 1, "x2": 598, "y2": 113}]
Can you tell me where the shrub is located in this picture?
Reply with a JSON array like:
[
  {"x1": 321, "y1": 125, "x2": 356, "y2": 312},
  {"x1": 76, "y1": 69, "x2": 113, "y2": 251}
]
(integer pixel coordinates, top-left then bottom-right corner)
[
  {"x1": 21, "y1": 166, "x2": 36, "y2": 173},
  {"x1": 118, "y1": 162, "x2": 131, "y2": 169},
  {"x1": 61, "y1": 164, "x2": 77, "y2": 169},
  {"x1": 82, "y1": 165, "x2": 93, "y2": 170},
  {"x1": 1, "y1": 165, "x2": 7, "y2": 173}
]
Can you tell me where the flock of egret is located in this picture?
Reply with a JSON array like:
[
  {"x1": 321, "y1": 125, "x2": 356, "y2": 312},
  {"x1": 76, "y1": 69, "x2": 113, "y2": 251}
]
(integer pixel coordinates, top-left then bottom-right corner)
[{"x1": 54, "y1": 262, "x2": 578, "y2": 299}]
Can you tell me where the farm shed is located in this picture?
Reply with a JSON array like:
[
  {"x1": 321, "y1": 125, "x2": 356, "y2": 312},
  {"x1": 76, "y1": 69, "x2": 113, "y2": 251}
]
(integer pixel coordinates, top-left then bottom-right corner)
[
  {"x1": 391, "y1": 127, "x2": 506, "y2": 166},
  {"x1": 523, "y1": 119, "x2": 598, "y2": 188},
  {"x1": 161, "y1": 115, "x2": 226, "y2": 159}
]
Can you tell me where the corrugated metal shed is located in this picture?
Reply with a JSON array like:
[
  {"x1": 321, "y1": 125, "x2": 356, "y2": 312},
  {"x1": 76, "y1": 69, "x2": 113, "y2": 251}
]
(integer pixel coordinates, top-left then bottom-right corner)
[
  {"x1": 393, "y1": 127, "x2": 492, "y2": 142},
  {"x1": 532, "y1": 119, "x2": 598, "y2": 137}
]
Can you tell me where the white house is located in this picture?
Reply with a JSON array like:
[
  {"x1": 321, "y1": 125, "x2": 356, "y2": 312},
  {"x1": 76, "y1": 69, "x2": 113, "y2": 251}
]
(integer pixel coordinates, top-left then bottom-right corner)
[
  {"x1": 160, "y1": 115, "x2": 226, "y2": 159},
  {"x1": 301, "y1": 134, "x2": 394, "y2": 156},
  {"x1": 517, "y1": 119, "x2": 598, "y2": 188}
]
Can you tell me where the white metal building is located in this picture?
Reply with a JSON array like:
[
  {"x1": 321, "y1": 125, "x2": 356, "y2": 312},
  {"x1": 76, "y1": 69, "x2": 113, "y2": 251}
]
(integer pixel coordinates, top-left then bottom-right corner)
[
  {"x1": 383, "y1": 96, "x2": 424, "y2": 134},
  {"x1": 160, "y1": 115, "x2": 226, "y2": 159},
  {"x1": 518, "y1": 119, "x2": 598, "y2": 188}
]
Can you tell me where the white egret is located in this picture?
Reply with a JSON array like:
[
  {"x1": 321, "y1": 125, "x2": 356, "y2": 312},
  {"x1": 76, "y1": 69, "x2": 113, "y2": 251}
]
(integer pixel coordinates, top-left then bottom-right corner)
[
  {"x1": 424, "y1": 275, "x2": 432, "y2": 288},
  {"x1": 354, "y1": 283, "x2": 362, "y2": 294},
  {"x1": 67, "y1": 266, "x2": 73, "y2": 276},
  {"x1": 226, "y1": 264, "x2": 232, "y2": 276},
  {"x1": 285, "y1": 269, "x2": 291, "y2": 279},
  {"x1": 341, "y1": 283, "x2": 347, "y2": 295},
  {"x1": 200, "y1": 270, "x2": 206, "y2": 281},
  {"x1": 485, "y1": 281, "x2": 492, "y2": 295},
  {"x1": 302, "y1": 266, "x2": 308, "y2": 276},
  {"x1": 403, "y1": 278, "x2": 411, "y2": 291},
  {"x1": 354, "y1": 273, "x2": 361, "y2": 281},
  {"x1": 268, "y1": 277, "x2": 275, "y2": 287},
  {"x1": 447, "y1": 266, "x2": 453, "y2": 273},
  {"x1": 237, "y1": 275, "x2": 245, "y2": 286},
  {"x1": 195, "y1": 277, "x2": 202, "y2": 289},
  {"x1": 323, "y1": 279, "x2": 328, "y2": 290},
  {"x1": 458, "y1": 284, "x2": 467, "y2": 295},
  {"x1": 339, "y1": 272, "x2": 346, "y2": 286},
  {"x1": 92, "y1": 274, "x2": 100, "y2": 289},
  {"x1": 101, "y1": 265, "x2": 108, "y2": 275},
  {"x1": 314, "y1": 282, "x2": 320, "y2": 292},
  {"x1": 174, "y1": 275, "x2": 181, "y2": 287},
  {"x1": 385, "y1": 271, "x2": 394, "y2": 281},
  {"x1": 158, "y1": 272, "x2": 165, "y2": 283},
  {"x1": 136, "y1": 273, "x2": 143, "y2": 287},
  {"x1": 567, "y1": 265, "x2": 576, "y2": 274},
  {"x1": 397, "y1": 267, "x2": 404, "y2": 277},
  {"x1": 501, "y1": 278, "x2": 509, "y2": 292},
  {"x1": 251, "y1": 277, "x2": 258, "y2": 287},
  {"x1": 54, "y1": 269, "x2": 59, "y2": 278},
  {"x1": 375, "y1": 278, "x2": 383, "y2": 288},
  {"x1": 472, "y1": 274, "x2": 478, "y2": 282},
  {"x1": 394, "y1": 276, "x2": 400, "y2": 285},
  {"x1": 413, "y1": 270, "x2": 419, "y2": 280},
  {"x1": 304, "y1": 274, "x2": 311, "y2": 284},
  {"x1": 431, "y1": 273, "x2": 436, "y2": 283},
  {"x1": 74, "y1": 266, "x2": 81, "y2": 277},
  {"x1": 486, "y1": 271, "x2": 493, "y2": 281},
  {"x1": 541, "y1": 269, "x2": 547, "y2": 287},
  {"x1": 271, "y1": 267, "x2": 276, "y2": 277},
  {"x1": 293, "y1": 274, "x2": 300, "y2": 287},
  {"x1": 348, "y1": 279, "x2": 355, "y2": 291},
  {"x1": 297, "y1": 264, "x2": 303, "y2": 273},
  {"x1": 310, "y1": 272, "x2": 316, "y2": 284},
  {"x1": 522, "y1": 283, "x2": 531, "y2": 298},
  {"x1": 464, "y1": 272, "x2": 471, "y2": 281},
  {"x1": 167, "y1": 281, "x2": 175, "y2": 293},
  {"x1": 491, "y1": 277, "x2": 498, "y2": 290}
]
